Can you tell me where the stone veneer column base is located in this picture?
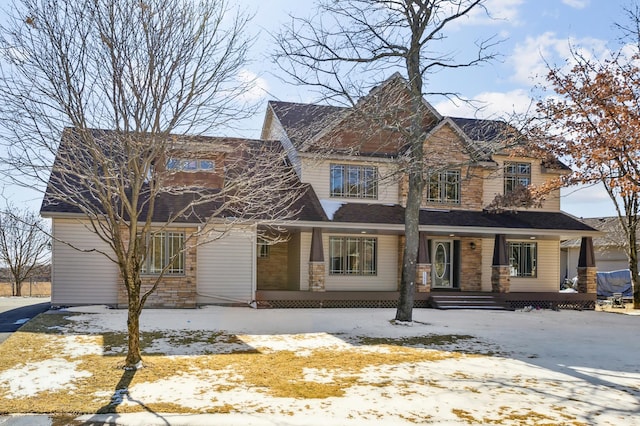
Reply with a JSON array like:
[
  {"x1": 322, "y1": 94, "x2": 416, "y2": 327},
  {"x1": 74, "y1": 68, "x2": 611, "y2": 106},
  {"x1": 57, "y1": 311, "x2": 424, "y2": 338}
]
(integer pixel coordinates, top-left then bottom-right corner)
[
  {"x1": 491, "y1": 265, "x2": 511, "y2": 293},
  {"x1": 416, "y1": 263, "x2": 431, "y2": 293},
  {"x1": 577, "y1": 266, "x2": 597, "y2": 294},
  {"x1": 309, "y1": 261, "x2": 326, "y2": 292}
]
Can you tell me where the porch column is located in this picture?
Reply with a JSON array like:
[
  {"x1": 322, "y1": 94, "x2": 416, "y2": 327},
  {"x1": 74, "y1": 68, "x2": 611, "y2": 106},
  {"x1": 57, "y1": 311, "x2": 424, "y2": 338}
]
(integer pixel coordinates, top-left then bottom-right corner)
[
  {"x1": 491, "y1": 234, "x2": 510, "y2": 293},
  {"x1": 309, "y1": 227, "x2": 326, "y2": 292},
  {"x1": 577, "y1": 236, "x2": 597, "y2": 294},
  {"x1": 416, "y1": 232, "x2": 431, "y2": 293}
]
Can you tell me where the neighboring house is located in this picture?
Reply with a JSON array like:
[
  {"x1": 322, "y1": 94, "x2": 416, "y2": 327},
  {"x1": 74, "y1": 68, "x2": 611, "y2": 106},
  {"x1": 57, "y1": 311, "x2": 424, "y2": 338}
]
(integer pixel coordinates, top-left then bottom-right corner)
[
  {"x1": 562, "y1": 216, "x2": 638, "y2": 277},
  {"x1": 41, "y1": 74, "x2": 600, "y2": 309}
]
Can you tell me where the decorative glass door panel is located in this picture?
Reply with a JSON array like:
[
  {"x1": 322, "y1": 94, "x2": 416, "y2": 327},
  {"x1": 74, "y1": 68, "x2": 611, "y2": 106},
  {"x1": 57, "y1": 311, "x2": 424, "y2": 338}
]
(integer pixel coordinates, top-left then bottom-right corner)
[{"x1": 432, "y1": 241, "x2": 453, "y2": 288}]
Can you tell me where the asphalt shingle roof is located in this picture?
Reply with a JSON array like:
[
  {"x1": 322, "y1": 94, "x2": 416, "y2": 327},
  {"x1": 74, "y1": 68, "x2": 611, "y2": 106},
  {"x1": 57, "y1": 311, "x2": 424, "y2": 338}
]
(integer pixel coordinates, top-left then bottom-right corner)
[{"x1": 330, "y1": 203, "x2": 597, "y2": 232}]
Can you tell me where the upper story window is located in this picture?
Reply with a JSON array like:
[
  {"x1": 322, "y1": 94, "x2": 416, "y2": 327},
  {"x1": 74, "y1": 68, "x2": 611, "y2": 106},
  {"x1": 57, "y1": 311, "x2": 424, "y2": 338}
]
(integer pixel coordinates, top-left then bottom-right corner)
[
  {"x1": 509, "y1": 241, "x2": 536, "y2": 278},
  {"x1": 330, "y1": 164, "x2": 378, "y2": 199},
  {"x1": 141, "y1": 231, "x2": 185, "y2": 275},
  {"x1": 504, "y1": 162, "x2": 531, "y2": 193},
  {"x1": 426, "y1": 170, "x2": 460, "y2": 204},
  {"x1": 166, "y1": 158, "x2": 215, "y2": 172}
]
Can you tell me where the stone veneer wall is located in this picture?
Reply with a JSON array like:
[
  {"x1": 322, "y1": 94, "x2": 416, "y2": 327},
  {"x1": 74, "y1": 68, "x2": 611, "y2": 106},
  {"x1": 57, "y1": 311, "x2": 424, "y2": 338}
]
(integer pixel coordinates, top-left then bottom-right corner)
[
  {"x1": 491, "y1": 265, "x2": 510, "y2": 293},
  {"x1": 577, "y1": 266, "x2": 597, "y2": 294},
  {"x1": 309, "y1": 262, "x2": 326, "y2": 291},
  {"x1": 416, "y1": 263, "x2": 431, "y2": 292},
  {"x1": 117, "y1": 227, "x2": 198, "y2": 308},
  {"x1": 257, "y1": 241, "x2": 289, "y2": 290},
  {"x1": 460, "y1": 238, "x2": 482, "y2": 291}
]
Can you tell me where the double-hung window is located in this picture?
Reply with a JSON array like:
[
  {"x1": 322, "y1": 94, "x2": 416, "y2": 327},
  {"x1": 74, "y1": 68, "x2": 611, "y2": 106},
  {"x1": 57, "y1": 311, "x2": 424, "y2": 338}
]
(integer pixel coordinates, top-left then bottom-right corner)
[
  {"x1": 329, "y1": 236, "x2": 377, "y2": 275},
  {"x1": 330, "y1": 164, "x2": 378, "y2": 199},
  {"x1": 504, "y1": 162, "x2": 531, "y2": 193},
  {"x1": 508, "y1": 241, "x2": 536, "y2": 277},
  {"x1": 426, "y1": 170, "x2": 460, "y2": 204},
  {"x1": 141, "y1": 231, "x2": 185, "y2": 275},
  {"x1": 257, "y1": 239, "x2": 270, "y2": 258}
]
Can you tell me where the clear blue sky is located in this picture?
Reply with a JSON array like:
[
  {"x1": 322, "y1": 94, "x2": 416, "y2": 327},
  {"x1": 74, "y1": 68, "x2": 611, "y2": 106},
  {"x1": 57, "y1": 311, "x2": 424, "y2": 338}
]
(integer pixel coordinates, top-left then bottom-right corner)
[
  {"x1": 1, "y1": 0, "x2": 631, "y2": 218},
  {"x1": 232, "y1": 0, "x2": 630, "y2": 219}
]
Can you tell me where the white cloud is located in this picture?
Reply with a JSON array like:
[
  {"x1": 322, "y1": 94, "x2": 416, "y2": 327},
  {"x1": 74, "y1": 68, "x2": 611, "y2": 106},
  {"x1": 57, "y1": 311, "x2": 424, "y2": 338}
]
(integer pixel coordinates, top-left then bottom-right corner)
[
  {"x1": 433, "y1": 89, "x2": 534, "y2": 120},
  {"x1": 433, "y1": 0, "x2": 524, "y2": 29},
  {"x1": 562, "y1": 0, "x2": 590, "y2": 9},
  {"x1": 465, "y1": 0, "x2": 525, "y2": 26},
  {"x1": 510, "y1": 32, "x2": 610, "y2": 86},
  {"x1": 236, "y1": 69, "x2": 269, "y2": 102}
]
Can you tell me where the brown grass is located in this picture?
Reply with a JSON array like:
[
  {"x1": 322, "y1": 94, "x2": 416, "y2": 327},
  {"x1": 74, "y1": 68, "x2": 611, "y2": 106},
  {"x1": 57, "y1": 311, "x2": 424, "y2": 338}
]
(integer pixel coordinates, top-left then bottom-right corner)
[
  {"x1": 0, "y1": 281, "x2": 51, "y2": 297},
  {"x1": 0, "y1": 312, "x2": 462, "y2": 415}
]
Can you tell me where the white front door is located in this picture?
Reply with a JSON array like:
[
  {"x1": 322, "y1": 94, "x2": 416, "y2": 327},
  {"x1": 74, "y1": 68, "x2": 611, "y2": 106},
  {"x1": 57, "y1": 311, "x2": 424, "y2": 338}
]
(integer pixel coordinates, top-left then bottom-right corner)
[{"x1": 432, "y1": 240, "x2": 453, "y2": 288}]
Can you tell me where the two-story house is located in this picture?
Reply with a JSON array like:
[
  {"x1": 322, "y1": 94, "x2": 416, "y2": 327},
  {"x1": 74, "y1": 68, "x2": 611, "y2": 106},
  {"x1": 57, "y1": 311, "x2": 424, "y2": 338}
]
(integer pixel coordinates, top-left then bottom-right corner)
[{"x1": 41, "y1": 74, "x2": 600, "y2": 309}]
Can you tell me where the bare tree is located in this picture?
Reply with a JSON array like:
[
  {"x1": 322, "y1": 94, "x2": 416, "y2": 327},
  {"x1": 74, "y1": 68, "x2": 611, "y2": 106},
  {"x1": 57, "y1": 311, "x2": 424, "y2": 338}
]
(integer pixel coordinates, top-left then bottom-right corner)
[
  {"x1": 0, "y1": 204, "x2": 49, "y2": 296},
  {"x1": 275, "y1": 0, "x2": 498, "y2": 322},
  {"x1": 0, "y1": 0, "x2": 302, "y2": 368}
]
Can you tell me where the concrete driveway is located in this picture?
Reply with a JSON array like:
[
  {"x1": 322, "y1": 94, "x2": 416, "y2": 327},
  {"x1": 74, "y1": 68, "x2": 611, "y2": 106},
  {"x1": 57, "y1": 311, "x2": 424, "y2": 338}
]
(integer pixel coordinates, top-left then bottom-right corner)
[{"x1": 0, "y1": 297, "x2": 51, "y2": 343}]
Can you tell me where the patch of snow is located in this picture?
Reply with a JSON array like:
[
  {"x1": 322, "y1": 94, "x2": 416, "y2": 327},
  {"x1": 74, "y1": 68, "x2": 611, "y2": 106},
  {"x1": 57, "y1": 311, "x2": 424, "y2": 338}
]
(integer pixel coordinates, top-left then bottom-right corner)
[
  {"x1": 13, "y1": 318, "x2": 30, "y2": 325},
  {"x1": 60, "y1": 335, "x2": 103, "y2": 357},
  {"x1": 302, "y1": 367, "x2": 336, "y2": 384},
  {"x1": 238, "y1": 332, "x2": 352, "y2": 353},
  {"x1": 0, "y1": 358, "x2": 91, "y2": 398},
  {"x1": 319, "y1": 199, "x2": 345, "y2": 220}
]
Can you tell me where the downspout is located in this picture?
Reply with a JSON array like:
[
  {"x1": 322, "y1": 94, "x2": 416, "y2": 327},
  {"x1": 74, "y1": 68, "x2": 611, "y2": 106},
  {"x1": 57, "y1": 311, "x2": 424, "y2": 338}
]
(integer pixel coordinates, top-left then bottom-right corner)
[{"x1": 250, "y1": 223, "x2": 258, "y2": 308}]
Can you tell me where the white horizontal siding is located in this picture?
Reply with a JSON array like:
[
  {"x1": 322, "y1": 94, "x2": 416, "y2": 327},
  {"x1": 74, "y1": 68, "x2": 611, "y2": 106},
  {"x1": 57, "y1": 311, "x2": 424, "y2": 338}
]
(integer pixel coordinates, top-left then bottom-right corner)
[
  {"x1": 197, "y1": 228, "x2": 255, "y2": 304},
  {"x1": 481, "y1": 238, "x2": 493, "y2": 292},
  {"x1": 300, "y1": 158, "x2": 399, "y2": 204},
  {"x1": 51, "y1": 219, "x2": 118, "y2": 305},
  {"x1": 300, "y1": 232, "x2": 398, "y2": 291}
]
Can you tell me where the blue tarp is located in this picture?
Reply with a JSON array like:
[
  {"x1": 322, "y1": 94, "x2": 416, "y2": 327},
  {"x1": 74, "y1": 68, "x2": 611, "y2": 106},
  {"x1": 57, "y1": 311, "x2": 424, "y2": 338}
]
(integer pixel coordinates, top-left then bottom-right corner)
[{"x1": 596, "y1": 269, "x2": 633, "y2": 298}]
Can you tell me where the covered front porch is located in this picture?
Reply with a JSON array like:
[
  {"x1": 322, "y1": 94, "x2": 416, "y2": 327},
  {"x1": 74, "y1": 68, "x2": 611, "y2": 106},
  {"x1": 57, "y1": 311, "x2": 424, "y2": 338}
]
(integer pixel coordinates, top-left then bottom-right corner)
[{"x1": 255, "y1": 216, "x2": 600, "y2": 310}]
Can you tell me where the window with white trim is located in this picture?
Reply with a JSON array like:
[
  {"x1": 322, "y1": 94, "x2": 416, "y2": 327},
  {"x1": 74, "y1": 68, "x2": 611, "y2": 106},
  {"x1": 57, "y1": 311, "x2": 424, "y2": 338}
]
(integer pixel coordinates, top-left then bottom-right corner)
[
  {"x1": 141, "y1": 231, "x2": 185, "y2": 275},
  {"x1": 426, "y1": 170, "x2": 460, "y2": 204},
  {"x1": 509, "y1": 241, "x2": 536, "y2": 277},
  {"x1": 329, "y1": 236, "x2": 377, "y2": 275},
  {"x1": 504, "y1": 162, "x2": 531, "y2": 193},
  {"x1": 166, "y1": 158, "x2": 215, "y2": 172},
  {"x1": 330, "y1": 164, "x2": 378, "y2": 199}
]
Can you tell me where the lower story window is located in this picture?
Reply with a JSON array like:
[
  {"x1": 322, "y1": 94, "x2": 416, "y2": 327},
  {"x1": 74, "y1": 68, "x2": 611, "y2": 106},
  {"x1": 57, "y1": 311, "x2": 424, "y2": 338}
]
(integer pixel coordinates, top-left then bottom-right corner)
[
  {"x1": 142, "y1": 231, "x2": 185, "y2": 275},
  {"x1": 329, "y1": 236, "x2": 377, "y2": 275},
  {"x1": 257, "y1": 239, "x2": 270, "y2": 258},
  {"x1": 509, "y1": 241, "x2": 536, "y2": 277}
]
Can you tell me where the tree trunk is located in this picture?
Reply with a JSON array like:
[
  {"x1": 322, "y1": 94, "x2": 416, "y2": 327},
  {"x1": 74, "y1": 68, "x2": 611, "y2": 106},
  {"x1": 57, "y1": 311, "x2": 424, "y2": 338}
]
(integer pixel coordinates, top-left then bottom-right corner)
[
  {"x1": 14, "y1": 279, "x2": 21, "y2": 297},
  {"x1": 396, "y1": 172, "x2": 422, "y2": 322},
  {"x1": 125, "y1": 303, "x2": 142, "y2": 367},
  {"x1": 124, "y1": 276, "x2": 143, "y2": 368},
  {"x1": 395, "y1": 42, "x2": 425, "y2": 323},
  {"x1": 629, "y1": 224, "x2": 640, "y2": 309}
]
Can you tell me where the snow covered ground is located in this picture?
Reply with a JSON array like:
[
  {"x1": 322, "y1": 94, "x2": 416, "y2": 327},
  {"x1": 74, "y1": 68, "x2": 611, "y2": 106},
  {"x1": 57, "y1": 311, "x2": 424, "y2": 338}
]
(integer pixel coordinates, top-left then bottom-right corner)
[{"x1": 1, "y1": 305, "x2": 639, "y2": 425}]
